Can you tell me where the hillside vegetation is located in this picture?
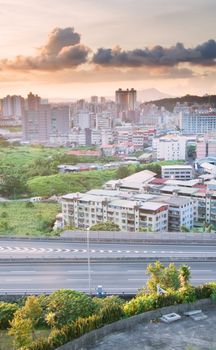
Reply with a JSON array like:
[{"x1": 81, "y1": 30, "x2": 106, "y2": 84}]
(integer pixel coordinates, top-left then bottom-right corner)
[{"x1": 144, "y1": 94, "x2": 216, "y2": 112}]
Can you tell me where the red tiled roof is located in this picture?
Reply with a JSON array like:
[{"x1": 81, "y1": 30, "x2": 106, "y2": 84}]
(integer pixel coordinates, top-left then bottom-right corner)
[{"x1": 67, "y1": 150, "x2": 101, "y2": 156}]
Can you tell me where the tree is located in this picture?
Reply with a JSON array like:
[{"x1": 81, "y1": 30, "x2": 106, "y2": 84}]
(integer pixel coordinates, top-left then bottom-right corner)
[
  {"x1": 90, "y1": 221, "x2": 120, "y2": 231},
  {"x1": 8, "y1": 296, "x2": 43, "y2": 348},
  {"x1": 46, "y1": 289, "x2": 96, "y2": 329},
  {"x1": 116, "y1": 166, "x2": 132, "y2": 179},
  {"x1": 0, "y1": 167, "x2": 28, "y2": 198},
  {"x1": 146, "y1": 261, "x2": 181, "y2": 293},
  {"x1": 9, "y1": 311, "x2": 33, "y2": 348},
  {"x1": 146, "y1": 261, "x2": 165, "y2": 293},
  {"x1": 179, "y1": 265, "x2": 191, "y2": 288}
]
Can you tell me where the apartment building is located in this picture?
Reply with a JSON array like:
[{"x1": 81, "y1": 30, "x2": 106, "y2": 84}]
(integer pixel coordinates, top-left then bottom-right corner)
[
  {"x1": 161, "y1": 165, "x2": 193, "y2": 180},
  {"x1": 61, "y1": 190, "x2": 168, "y2": 232},
  {"x1": 163, "y1": 196, "x2": 194, "y2": 231},
  {"x1": 153, "y1": 135, "x2": 187, "y2": 160}
]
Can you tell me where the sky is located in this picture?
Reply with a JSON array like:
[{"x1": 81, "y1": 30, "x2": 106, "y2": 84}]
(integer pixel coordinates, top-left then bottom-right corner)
[{"x1": 0, "y1": 0, "x2": 215, "y2": 99}]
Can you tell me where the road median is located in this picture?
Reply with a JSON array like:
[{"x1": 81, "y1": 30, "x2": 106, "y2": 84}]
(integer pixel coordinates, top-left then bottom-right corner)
[{"x1": 0, "y1": 256, "x2": 216, "y2": 263}]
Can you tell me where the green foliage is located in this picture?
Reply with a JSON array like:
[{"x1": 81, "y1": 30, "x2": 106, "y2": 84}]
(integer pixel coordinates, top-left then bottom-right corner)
[
  {"x1": 179, "y1": 265, "x2": 191, "y2": 287},
  {"x1": 0, "y1": 302, "x2": 19, "y2": 329},
  {"x1": 27, "y1": 170, "x2": 117, "y2": 197},
  {"x1": 8, "y1": 311, "x2": 33, "y2": 348},
  {"x1": 145, "y1": 94, "x2": 216, "y2": 112},
  {"x1": 195, "y1": 284, "x2": 213, "y2": 299},
  {"x1": 116, "y1": 166, "x2": 133, "y2": 179},
  {"x1": 124, "y1": 285, "x2": 197, "y2": 317},
  {"x1": 90, "y1": 221, "x2": 120, "y2": 231},
  {"x1": 177, "y1": 286, "x2": 197, "y2": 304},
  {"x1": 0, "y1": 202, "x2": 59, "y2": 236},
  {"x1": 46, "y1": 290, "x2": 96, "y2": 328},
  {"x1": 145, "y1": 261, "x2": 181, "y2": 293},
  {"x1": 180, "y1": 225, "x2": 190, "y2": 232}
]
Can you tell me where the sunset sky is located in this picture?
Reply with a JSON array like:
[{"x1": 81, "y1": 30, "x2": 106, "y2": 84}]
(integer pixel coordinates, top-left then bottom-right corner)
[{"x1": 0, "y1": 0, "x2": 215, "y2": 99}]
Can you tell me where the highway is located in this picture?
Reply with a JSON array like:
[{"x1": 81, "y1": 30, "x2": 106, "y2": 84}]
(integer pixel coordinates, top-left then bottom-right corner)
[
  {"x1": 0, "y1": 262, "x2": 216, "y2": 294},
  {"x1": 0, "y1": 239, "x2": 216, "y2": 259}
]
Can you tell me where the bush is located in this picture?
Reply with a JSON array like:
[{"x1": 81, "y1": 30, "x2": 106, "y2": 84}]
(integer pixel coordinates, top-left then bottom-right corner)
[
  {"x1": 99, "y1": 303, "x2": 124, "y2": 324},
  {"x1": 46, "y1": 289, "x2": 96, "y2": 328},
  {"x1": 155, "y1": 292, "x2": 180, "y2": 309},
  {"x1": 195, "y1": 284, "x2": 213, "y2": 299},
  {"x1": 0, "y1": 301, "x2": 19, "y2": 329},
  {"x1": 124, "y1": 294, "x2": 157, "y2": 316},
  {"x1": 90, "y1": 221, "x2": 120, "y2": 231},
  {"x1": 177, "y1": 286, "x2": 197, "y2": 304}
]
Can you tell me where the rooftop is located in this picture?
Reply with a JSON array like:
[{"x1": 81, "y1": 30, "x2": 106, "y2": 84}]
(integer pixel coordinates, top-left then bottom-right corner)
[
  {"x1": 87, "y1": 305, "x2": 216, "y2": 350},
  {"x1": 162, "y1": 165, "x2": 193, "y2": 169}
]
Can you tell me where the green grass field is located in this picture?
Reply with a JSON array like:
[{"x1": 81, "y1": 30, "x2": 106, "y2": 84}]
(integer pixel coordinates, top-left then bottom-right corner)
[
  {"x1": 0, "y1": 202, "x2": 60, "y2": 237},
  {"x1": 0, "y1": 145, "x2": 67, "y2": 168},
  {"x1": 27, "y1": 169, "x2": 117, "y2": 197}
]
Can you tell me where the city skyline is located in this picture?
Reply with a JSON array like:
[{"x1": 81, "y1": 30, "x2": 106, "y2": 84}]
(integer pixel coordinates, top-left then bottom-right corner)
[{"x1": 0, "y1": 0, "x2": 215, "y2": 99}]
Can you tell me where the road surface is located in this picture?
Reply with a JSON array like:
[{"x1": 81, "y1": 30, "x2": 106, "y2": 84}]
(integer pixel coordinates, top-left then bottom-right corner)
[
  {"x1": 0, "y1": 240, "x2": 216, "y2": 259},
  {"x1": 0, "y1": 261, "x2": 215, "y2": 294}
]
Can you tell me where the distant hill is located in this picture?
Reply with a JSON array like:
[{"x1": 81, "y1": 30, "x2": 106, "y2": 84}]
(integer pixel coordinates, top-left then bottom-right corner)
[
  {"x1": 137, "y1": 88, "x2": 172, "y2": 102},
  {"x1": 143, "y1": 94, "x2": 216, "y2": 112}
]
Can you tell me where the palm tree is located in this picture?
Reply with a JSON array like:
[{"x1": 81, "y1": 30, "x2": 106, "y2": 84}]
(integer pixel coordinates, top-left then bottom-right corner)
[{"x1": 179, "y1": 264, "x2": 191, "y2": 287}]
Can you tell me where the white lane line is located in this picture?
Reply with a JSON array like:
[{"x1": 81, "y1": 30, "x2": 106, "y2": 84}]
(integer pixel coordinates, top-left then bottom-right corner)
[
  {"x1": 108, "y1": 250, "x2": 113, "y2": 253},
  {"x1": 134, "y1": 251, "x2": 139, "y2": 254},
  {"x1": 67, "y1": 271, "x2": 90, "y2": 274},
  {"x1": 54, "y1": 249, "x2": 62, "y2": 253},
  {"x1": 81, "y1": 249, "x2": 87, "y2": 253},
  {"x1": 127, "y1": 270, "x2": 143, "y2": 272},
  {"x1": 66, "y1": 278, "x2": 89, "y2": 281},
  {"x1": 117, "y1": 250, "x2": 122, "y2": 253},
  {"x1": 192, "y1": 278, "x2": 216, "y2": 281},
  {"x1": 100, "y1": 250, "x2": 104, "y2": 253},
  {"x1": 191, "y1": 269, "x2": 213, "y2": 272},
  {"x1": 161, "y1": 251, "x2": 165, "y2": 253},
  {"x1": 126, "y1": 250, "x2": 131, "y2": 253},
  {"x1": 5, "y1": 278, "x2": 33, "y2": 282},
  {"x1": 128, "y1": 278, "x2": 148, "y2": 281},
  {"x1": 9, "y1": 271, "x2": 36, "y2": 274},
  {"x1": 143, "y1": 251, "x2": 148, "y2": 253},
  {"x1": 91, "y1": 250, "x2": 96, "y2": 253},
  {"x1": 63, "y1": 249, "x2": 70, "y2": 253}
]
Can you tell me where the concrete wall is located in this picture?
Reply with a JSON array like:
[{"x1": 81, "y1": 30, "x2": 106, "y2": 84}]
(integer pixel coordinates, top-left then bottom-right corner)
[{"x1": 56, "y1": 299, "x2": 213, "y2": 350}]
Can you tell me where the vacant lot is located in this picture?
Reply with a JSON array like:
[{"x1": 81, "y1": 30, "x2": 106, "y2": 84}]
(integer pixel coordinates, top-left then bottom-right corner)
[{"x1": 0, "y1": 202, "x2": 60, "y2": 236}]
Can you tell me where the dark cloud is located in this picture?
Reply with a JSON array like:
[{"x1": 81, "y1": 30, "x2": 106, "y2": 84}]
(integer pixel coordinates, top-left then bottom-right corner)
[
  {"x1": 92, "y1": 40, "x2": 216, "y2": 67},
  {"x1": 1, "y1": 27, "x2": 90, "y2": 71}
]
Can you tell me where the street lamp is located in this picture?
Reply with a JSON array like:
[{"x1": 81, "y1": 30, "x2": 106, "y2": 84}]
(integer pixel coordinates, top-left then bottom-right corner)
[{"x1": 86, "y1": 227, "x2": 91, "y2": 295}]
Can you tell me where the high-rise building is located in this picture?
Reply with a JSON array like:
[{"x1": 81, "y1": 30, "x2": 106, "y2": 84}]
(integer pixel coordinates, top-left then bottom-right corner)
[
  {"x1": 22, "y1": 104, "x2": 51, "y2": 143},
  {"x1": 1, "y1": 95, "x2": 24, "y2": 119},
  {"x1": 91, "y1": 96, "x2": 98, "y2": 104},
  {"x1": 115, "y1": 88, "x2": 137, "y2": 122},
  {"x1": 27, "y1": 92, "x2": 41, "y2": 111}
]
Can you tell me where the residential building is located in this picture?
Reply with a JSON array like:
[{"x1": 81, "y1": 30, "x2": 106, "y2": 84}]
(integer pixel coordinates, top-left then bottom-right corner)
[
  {"x1": 22, "y1": 104, "x2": 51, "y2": 143},
  {"x1": 1, "y1": 95, "x2": 24, "y2": 119},
  {"x1": 115, "y1": 88, "x2": 137, "y2": 122},
  {"x1": 61, "y1": 190, "x2": 168, "y2": 232},
  {"x1": 153, "y1": 135, "x2": 187, "y2": 160}
]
